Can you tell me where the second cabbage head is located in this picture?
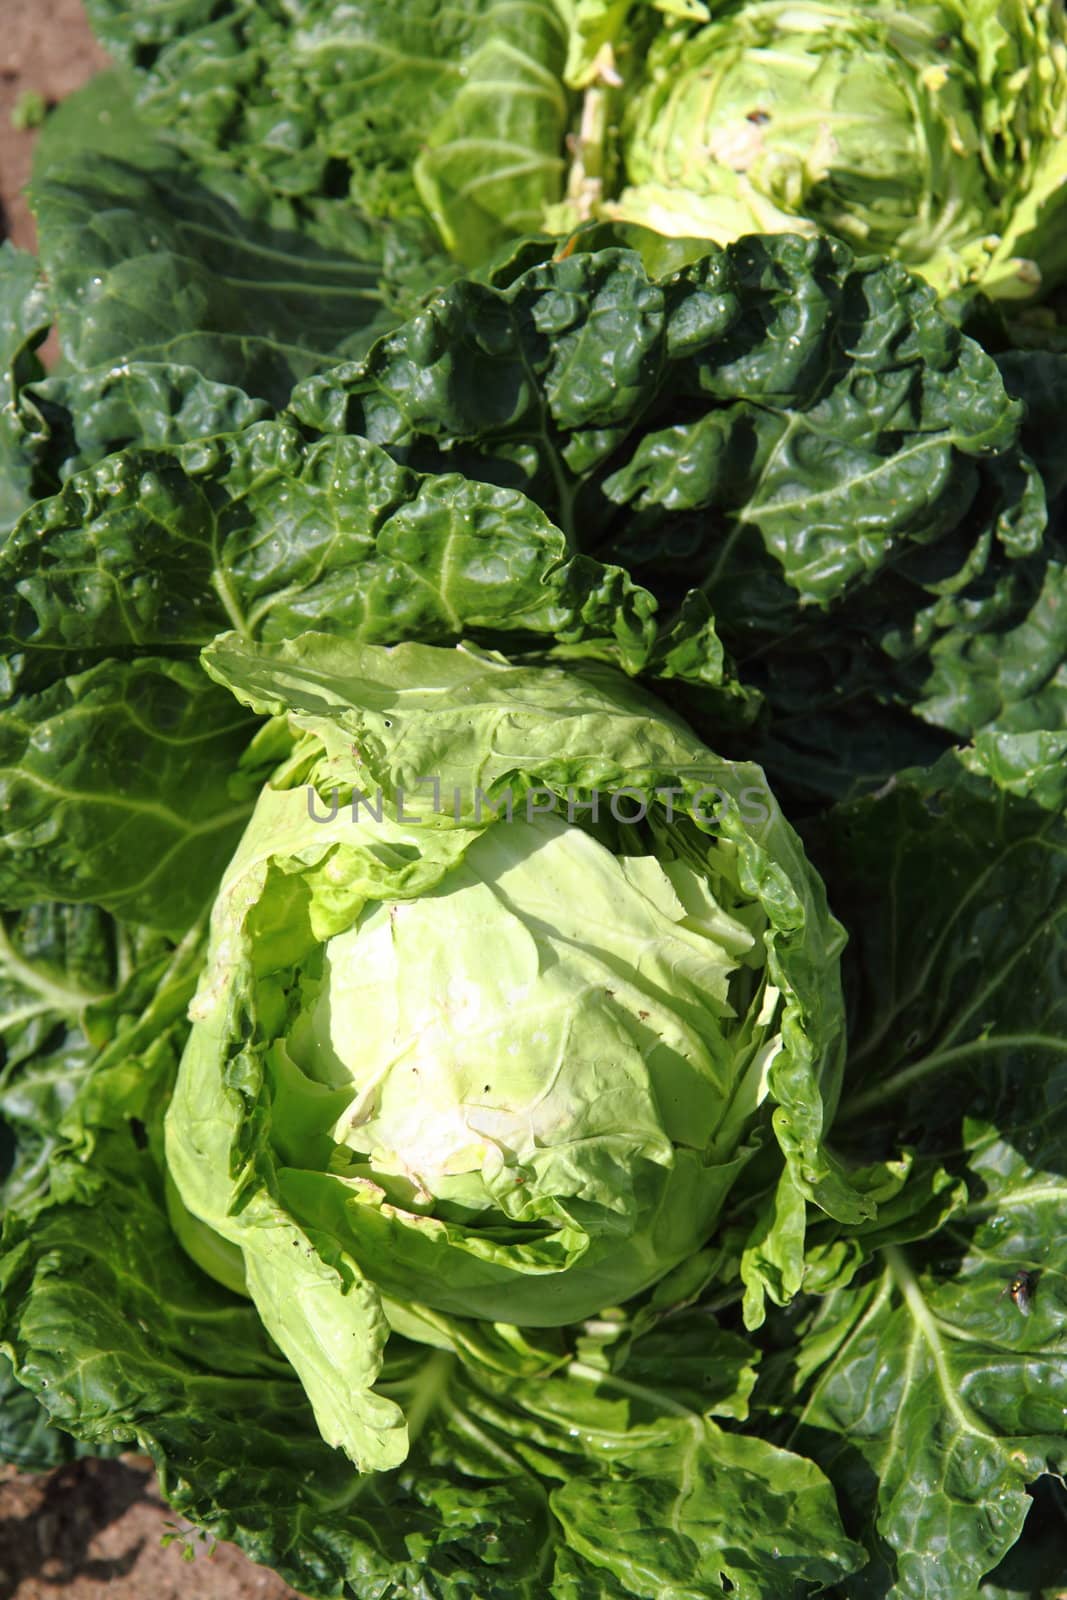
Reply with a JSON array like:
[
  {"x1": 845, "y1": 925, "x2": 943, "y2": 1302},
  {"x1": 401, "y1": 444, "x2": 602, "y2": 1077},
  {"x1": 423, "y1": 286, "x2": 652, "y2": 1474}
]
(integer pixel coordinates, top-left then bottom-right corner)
[
  {"x1": 165, "y1": 635, "x2": 856, "y2": 1469},
  {"x1": 593, "y1": 0, "x2": 1067, "y2": 299}
]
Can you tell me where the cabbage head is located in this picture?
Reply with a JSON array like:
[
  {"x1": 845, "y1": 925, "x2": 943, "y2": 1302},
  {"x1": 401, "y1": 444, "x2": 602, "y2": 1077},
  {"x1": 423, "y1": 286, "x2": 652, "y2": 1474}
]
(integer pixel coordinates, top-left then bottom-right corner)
[
  {"x1": 165, "y1": 634, "x2": 852, "y2": 1468},
  {"x1": 595, "y1": 0, "x2": 1067, "y2": 300}
]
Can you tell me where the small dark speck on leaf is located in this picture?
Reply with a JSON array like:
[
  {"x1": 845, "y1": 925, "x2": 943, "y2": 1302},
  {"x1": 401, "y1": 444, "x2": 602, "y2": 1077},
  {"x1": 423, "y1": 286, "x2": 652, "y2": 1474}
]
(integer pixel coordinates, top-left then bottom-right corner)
[{"x1": 1004, "y1": 1269, "x2": 1037, "y2": 1315}]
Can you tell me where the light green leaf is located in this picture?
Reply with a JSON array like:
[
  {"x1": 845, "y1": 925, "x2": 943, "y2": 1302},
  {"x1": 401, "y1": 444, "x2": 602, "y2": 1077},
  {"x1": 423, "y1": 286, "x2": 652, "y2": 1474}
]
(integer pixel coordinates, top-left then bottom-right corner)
[
  {"x1": 177, "y1": 633, "x2": 857, "y2": 1426},
  {"x1": 415, "y1": 0, "x2": 571, "y2": 265}
]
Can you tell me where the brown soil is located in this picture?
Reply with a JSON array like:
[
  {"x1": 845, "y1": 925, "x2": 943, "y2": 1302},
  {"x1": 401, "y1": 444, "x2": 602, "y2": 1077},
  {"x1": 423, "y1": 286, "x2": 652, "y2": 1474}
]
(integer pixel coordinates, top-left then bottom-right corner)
[
  {"x1": 0, "y1": 1459, "x2": 303, "y2": 1600},
  {"x1": 0, "y1": 0, "x2": 110, "y2": 250},
  {"x1": 0, "y1": 6, "x2": 305, "y2": 1592}
]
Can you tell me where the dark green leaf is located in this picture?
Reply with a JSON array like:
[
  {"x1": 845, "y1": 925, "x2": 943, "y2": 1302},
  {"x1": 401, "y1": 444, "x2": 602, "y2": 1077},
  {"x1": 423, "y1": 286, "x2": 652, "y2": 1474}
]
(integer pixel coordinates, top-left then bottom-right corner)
[
  {"x1": 289, "y1": 233, "x2": 1064, "y2": 803},
  {"x1": 0, "y1": 244, "x2": 50, "y2": 534},
  {"x1": 0, "y1": 423, "x2": 743, "y2": 703},
  {"x1": 0, "y1": 659, "x2": 256, "y2": 934},
  {"x1": 806, "y1": 757, "x2": 1067, "y2": 1148},
  {"x1": 83, "y1": 0, "x2": 571, "y2": 270},
  {"x1": 757, "y1": 754, "x2": 1067, "y2": 1594}
]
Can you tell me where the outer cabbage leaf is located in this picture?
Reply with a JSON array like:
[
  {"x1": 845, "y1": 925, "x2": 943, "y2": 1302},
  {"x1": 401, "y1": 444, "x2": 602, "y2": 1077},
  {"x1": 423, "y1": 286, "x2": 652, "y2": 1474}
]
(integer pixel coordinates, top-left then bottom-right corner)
[
  {"x1": 0, "y1": 421, "x2": 752, "y2": 715},
  {"x1": 0, "y1": 903, "x2": 145, "y2": 1212},
  {"x1": 807, "y1": 757, "x2": 1067, "y2": 1146},
  {"x1": 0, "y1": 659, "x2": 257, "y2": 936},
  {"x1": 0, "y1": 901, "x2": 193, "y2": 1469},
  {"x1": 0, "y1": 1353, "x2": 107, "y2": 1472},
  {"x1": 771, "y1": 1233, "x2": 1067, "y2": 1600},
  {"x1": 292, "y1": 235, "x2": 1019, "y2": 604},
  {"x1": 1, "y1": 1155, "x2": 863, "y2": 1597},
  {"x1": 27, "y1": 78, "x2": 430, "y2": 417},
  {"x1": 0, "y1": 362, "x2": 753, "y2": 964},
  {"x1": 31, "y1": 153, "x2": 409, "y2": 404},
  {"x1": 11, "y1": 69, "x2": 456, "y2": 494}
]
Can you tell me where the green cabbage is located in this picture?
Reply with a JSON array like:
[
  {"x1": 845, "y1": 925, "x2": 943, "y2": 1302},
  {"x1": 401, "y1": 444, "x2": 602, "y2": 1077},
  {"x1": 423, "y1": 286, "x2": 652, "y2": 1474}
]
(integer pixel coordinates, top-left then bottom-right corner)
[
  {"x1": 596, "y1": 0, "x2": 1067, "y2": 299},
  {"x1": 164, "y1": 633, "x2": 851, "y2": 1467}
]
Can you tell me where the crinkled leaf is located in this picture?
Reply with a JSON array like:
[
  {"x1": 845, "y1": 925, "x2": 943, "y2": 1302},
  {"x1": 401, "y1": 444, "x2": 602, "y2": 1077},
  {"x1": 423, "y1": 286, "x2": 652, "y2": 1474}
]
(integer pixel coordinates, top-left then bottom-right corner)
[
  {"x1": 0, "y1": 899, "x2": 199, "y2": 1472},
  {"x1": 0, "y1": 422, "x2": 742, "y2": 704},
  {"x1": 292, "y1": 235, "x2": 1019, "y2": 596},
  {"x1": 85, "y1": 0, "x2": 570, "y2": 269},
  {"x1": 289, "y1": 233, "x2": 1067, "y2": 803},
  {"x1": 17, "y1": 68, "x2": 455, "y2": 490}
]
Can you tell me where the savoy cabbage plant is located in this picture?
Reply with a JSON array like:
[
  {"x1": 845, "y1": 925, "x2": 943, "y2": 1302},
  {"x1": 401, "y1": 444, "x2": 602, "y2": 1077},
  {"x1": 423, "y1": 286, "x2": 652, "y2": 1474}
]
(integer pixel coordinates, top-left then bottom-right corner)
[{"x1": 2, "y1": 25, "x2": 1067, "y2": 1600}]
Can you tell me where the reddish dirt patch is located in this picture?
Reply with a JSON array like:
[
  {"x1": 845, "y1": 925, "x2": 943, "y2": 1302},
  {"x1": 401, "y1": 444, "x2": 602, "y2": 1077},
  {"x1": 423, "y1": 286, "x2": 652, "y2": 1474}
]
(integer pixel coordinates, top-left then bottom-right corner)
[
  {"x1": 0, "y1": 1458, "x2": 304, "y2": 1600},
  {"x1": 0, "y1": 0, "x2": 110, "y2": 250}
]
